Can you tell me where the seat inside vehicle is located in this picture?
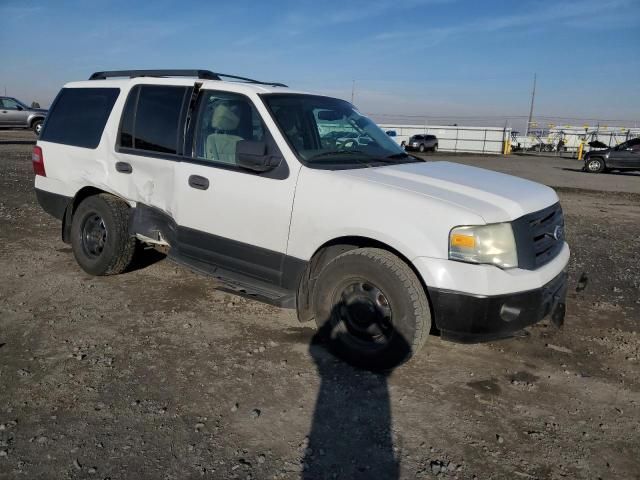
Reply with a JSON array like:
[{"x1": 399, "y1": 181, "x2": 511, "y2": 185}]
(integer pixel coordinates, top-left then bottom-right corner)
[{"x1": 204, "y1": 101, "x2": 251, "y2": 164}]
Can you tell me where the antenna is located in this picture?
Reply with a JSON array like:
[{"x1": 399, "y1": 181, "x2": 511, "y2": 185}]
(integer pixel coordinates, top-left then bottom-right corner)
[
  {"x1": 525, "y1": 73, "x2": 536, "y2": 136},
  {"x1": 351, "y1": 80, "x2": 355, "y2": 104}
]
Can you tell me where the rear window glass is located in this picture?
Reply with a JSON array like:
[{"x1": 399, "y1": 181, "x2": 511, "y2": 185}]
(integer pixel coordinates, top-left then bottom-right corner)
[
  {"x1": 40, "y1": 88, "x2": 119, "y2": 149},
  {"x1": 119, "y1": 85, "x2": 189, "y2": 155}
]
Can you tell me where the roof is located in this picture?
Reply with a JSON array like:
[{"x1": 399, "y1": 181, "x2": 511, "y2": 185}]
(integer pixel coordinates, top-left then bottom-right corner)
[
  {"x1": 63, "y1": 70, "x2": 310, "y2": 96},
  {"x1": 64, "y1": 76, "x2": 310, "y2": 96}
]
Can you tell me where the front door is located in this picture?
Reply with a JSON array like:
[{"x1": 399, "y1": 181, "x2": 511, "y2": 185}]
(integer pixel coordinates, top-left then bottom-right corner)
[
  {"x1": 173, "y1": 89, "x2": 300, "y2": 286},
  {"x1": 609, "y1": 138, "x2": 640, "y2": 169},
  {"x1": 0, "y1": 98, "x2": 29, "y2": 126}
]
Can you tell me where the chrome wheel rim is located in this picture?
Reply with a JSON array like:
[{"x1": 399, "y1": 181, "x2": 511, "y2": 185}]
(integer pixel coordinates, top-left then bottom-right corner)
[{"x1": 588, "y1": 159, "x2": 601, "y2": 171}]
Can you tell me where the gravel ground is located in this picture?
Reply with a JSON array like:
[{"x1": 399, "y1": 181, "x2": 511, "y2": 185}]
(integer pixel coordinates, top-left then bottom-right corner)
[{"x1": 1, "y1": 131, "x2": 639, "y2": 480}]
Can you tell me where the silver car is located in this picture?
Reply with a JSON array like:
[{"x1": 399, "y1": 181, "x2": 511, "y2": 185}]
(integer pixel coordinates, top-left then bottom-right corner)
[{"x1": 0, "y1": 96, "x2": 48, "y2": 134}]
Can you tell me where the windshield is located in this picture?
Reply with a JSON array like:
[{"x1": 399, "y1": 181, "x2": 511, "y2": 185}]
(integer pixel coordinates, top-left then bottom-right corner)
[{"x1": 262, "y1": 94, "x2": 419, "y2": 168}]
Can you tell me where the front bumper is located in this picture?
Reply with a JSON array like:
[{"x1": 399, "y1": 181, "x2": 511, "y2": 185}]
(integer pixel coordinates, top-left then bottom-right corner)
[{"x1": 428, "y1": 270, "x2": 568, "y2": 342}]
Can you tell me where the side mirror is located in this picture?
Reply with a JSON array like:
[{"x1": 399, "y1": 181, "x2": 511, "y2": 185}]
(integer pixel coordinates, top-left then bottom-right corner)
[
  {"x1": 236, "y1": 140, "x2": 280, "y2": 172},
  {"x1": 15, "y1": 105, "x2": 23, "y2": 111}
]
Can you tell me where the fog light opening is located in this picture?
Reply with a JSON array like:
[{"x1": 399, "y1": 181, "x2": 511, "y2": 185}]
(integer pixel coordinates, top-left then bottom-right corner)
[{"x1": 500, "y1": 304, "x2": 521, "y2": 323}]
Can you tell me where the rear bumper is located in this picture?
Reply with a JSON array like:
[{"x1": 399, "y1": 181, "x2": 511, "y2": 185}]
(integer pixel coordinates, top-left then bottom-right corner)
[
  {"x1": 35, "y1": 187, "x2": 70, "y2": 220},
  {"x1": 428, "y1": 270, "x2": 568, "y2": 342}
]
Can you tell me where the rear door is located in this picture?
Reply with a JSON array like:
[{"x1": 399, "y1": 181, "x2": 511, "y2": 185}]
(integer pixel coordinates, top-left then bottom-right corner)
[
  {"x1": 111, "y1": 84, "x2": 191, "y2": 218},
  {"x1": 172, "y1": 89, "x2": 299, "y2": 286}
]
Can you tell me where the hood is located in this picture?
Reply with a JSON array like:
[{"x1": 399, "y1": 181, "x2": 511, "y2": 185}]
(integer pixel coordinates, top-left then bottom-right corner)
[
  {"x1": 342, "y1": 161, "x2": 558, "y2": 223},
  {"x1": 31, "y1": 108, "x2": 48, "y2": 114}
]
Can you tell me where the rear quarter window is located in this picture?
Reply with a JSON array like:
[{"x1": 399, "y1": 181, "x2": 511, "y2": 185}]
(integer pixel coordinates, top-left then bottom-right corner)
[{"x1": 40, "y1": 88, "x2": 120, "y2": 149}]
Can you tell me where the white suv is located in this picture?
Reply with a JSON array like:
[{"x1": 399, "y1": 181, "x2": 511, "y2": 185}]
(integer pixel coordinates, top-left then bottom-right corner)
[{"x1": 33, "y1": 70, "x2": 569, "y2": 369}]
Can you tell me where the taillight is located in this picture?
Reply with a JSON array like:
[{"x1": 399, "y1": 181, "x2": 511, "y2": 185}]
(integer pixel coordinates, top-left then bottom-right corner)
[{"x1": 32, "y1": 146, "x2": 46, "y2": 177}]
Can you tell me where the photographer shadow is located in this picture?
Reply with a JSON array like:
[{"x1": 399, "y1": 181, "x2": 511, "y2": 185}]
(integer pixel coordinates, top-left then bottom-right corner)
[{"x1": 303, "y1": 312, "x2": 411, "y2": 480}]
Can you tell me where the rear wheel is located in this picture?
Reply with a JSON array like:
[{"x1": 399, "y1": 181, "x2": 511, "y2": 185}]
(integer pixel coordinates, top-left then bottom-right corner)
[
  {"x1": 71, "y1": 194, "x2": 135, "y2": 275},
  {"x1": 586, "y1": 157, "x2": 605, "y2": 173},
  {"x1": 432, "y1": 144, "x2": 438, "y2": 152},
  {"x1": 312, "y1": 248, "x2": 431, "y2": 370}
]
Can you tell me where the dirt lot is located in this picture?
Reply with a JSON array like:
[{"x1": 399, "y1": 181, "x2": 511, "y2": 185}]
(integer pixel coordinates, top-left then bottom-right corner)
[{"x1": 1, "y1": 131, "x2": 639, "y2": 480}]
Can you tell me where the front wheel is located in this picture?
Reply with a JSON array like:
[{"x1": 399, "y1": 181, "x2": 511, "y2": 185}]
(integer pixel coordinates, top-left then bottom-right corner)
[
  {"x1": 586, "y1": 157, "x2": 605, "y2": 173},
  {"x1": 71, "y1": 194, "x2": 136, "y2": 276},
  {"x1": 312, "y1": 248, "x2": 431, "y2": 370},
  {"x1": 418, "y1": 144, "x2": 426, "y2": 153}
]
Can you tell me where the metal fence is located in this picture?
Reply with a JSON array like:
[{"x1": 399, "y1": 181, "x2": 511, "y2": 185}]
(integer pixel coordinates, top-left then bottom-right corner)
[{"x1": 379, "y1": 124, "x2": 509, "y2": 154}]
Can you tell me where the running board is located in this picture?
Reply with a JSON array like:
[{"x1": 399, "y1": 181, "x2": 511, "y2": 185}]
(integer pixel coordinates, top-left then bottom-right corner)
[{"x1": 168, "y1": 252, "x2": 296, "y2": 309}]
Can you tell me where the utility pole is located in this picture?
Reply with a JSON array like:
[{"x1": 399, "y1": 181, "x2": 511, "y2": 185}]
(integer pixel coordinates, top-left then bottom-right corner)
[
  {"x1": 350, "y1": 80, "x2": 355, "y2": 104},
  {"x1": 525, "y1": 73, "x2": 536, "y2": 136}
]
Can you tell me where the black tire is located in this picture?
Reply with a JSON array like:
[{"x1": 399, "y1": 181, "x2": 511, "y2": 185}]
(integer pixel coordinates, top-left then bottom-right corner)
[
  {"x1": 71, "y1": 194, "x2": 135, "y2": 276},
  {"x1": 586, "y1": 157, "x2": 605, "y2": 173},
  {"x1": 312, "y1": 248, "x2": 431, "y2": 370},
  {"x1": 418, "y1": 143, "x2": 426, "y2": 153},
  {"x1": 32, "y1": 119, "x2": 43, "y2": 135},
  {"x1": 432, "y1": 144, "x2": 438, "y2": 152}
]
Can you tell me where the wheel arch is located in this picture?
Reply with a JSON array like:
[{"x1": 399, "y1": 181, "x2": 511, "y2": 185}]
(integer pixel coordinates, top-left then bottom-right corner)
[
  {"x1": 29, "y1": 115, "x2": 45, "y2": 127},
  {"x1": 295, "y1": 235, "x2": 434, "y2": 327},
  {"x1": 62, "y1": 186, "x2": 122, "y2": 243}
]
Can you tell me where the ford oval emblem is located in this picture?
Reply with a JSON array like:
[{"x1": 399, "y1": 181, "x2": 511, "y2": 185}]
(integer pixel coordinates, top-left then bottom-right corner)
[{"x1": 553, "y1": 225, "x2": 564, "y2": 241}]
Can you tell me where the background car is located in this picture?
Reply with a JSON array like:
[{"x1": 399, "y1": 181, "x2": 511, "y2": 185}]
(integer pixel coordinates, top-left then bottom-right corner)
[
  {"x1": 584, "y1": 137, "x2": 640, "y2": 173},
  {"x1": 404, "y1": 134, "x2": 438, "y2": 153},
  {"x1": 0, "y1": 96, "x2": 48, "y2": 135}
]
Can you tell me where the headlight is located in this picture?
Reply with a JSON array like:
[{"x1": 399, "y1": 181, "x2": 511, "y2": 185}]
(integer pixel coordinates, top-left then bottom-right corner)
[{"x1": 449, "y1": 223, "x2": 518, "y2": 268}]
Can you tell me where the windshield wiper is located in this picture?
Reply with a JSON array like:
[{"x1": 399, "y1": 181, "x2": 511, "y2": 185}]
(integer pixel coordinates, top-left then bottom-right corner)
[{"x1": 308, "y1": 150, "x2": 369, "y2": 161}]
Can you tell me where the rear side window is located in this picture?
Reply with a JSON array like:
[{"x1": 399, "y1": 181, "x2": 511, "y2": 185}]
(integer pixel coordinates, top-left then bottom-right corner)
[
  {"x1": 119, "y1": 85, "x2": 190, "y2": 155},
  {"x1": 40, "y1": 88, "x2": 119, "y2": 149}
]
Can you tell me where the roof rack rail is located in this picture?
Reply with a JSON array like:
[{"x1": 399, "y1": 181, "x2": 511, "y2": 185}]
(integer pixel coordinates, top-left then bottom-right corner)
[
  {"x1": 89, "y1": 70, "x2": 220, "y2": 80},
  {"x1": 88, "y1": 69, "x2": 288, "y2": 87}
]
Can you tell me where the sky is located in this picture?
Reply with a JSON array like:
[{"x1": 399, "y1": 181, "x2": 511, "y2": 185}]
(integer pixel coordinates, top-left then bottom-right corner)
[{"x1": 1, "y1": 0, "x2": 639, "y2": 130}]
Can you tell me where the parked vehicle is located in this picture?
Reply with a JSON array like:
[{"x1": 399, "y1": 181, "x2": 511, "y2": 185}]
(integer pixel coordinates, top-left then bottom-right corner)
[
  {"x1": 0, "y1": 96, "x2": 48, "y2": 134},
  {"x1": 583, "y1": 138, "x2": 640, "y2": 173},
  {"x1": 34, "y1": 69, "x2": 569, "y2": 369},
  {"x1": 404, "y1": 134, "x2": 438, "y2": 153}
]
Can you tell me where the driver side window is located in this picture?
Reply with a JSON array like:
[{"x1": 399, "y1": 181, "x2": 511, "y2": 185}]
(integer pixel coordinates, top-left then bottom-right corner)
[
  {"x1": 1, "y1": 98, "x2": 20, "y2": 110},
  {"x1": 193, "y1": 91, "x2": 265, "y2": 166},
  {"x1": 627, "y1": 138, "x2": 640, "y2": 151}
]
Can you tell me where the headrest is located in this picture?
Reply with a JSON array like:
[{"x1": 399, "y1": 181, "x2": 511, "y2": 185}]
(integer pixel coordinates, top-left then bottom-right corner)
[{"x1": 211, "y1": 103, "x2": 240, "y2": 131}]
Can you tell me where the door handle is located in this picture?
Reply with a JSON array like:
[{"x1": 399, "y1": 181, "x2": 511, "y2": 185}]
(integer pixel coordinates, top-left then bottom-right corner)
[
  {"x1": 188, "y1": 175, "x2": 209, "y2": 190},
  {"x1": 115, "y1": 161, "x2": 133, "y2": 174}
]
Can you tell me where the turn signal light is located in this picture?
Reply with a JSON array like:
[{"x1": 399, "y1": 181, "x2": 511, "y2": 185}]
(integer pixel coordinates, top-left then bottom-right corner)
[{"x1": 451, "y1": 233, "x2": 475, "y2": 249}]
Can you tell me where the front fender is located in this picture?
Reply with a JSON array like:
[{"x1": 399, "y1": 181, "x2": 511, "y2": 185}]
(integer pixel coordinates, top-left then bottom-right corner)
[{"x1": 286, "y1": 167, "x2": 485, "y2": 262}]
